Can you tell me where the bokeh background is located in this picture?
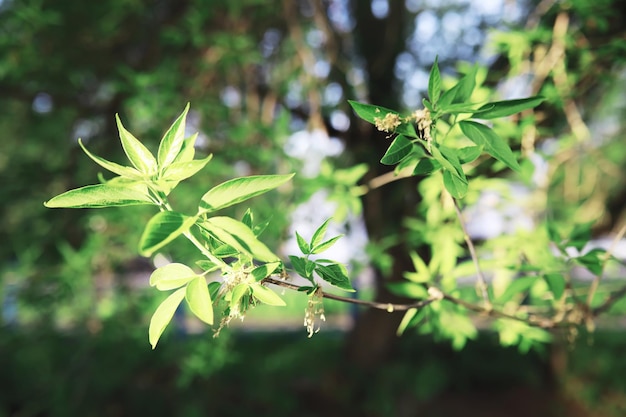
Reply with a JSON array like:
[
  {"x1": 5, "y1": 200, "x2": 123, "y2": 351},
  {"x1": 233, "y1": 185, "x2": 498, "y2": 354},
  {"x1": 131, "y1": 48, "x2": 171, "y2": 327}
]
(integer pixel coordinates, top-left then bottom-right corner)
[{"x1": 2, "y1": 0, "x2": 626, "y2": 416}]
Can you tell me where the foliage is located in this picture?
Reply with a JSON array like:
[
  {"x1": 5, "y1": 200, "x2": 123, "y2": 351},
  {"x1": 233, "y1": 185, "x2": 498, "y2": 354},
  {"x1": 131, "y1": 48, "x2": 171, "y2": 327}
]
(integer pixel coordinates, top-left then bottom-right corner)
[{"x1": 44, "y1": 52, "x2": 625, "y2": 352}]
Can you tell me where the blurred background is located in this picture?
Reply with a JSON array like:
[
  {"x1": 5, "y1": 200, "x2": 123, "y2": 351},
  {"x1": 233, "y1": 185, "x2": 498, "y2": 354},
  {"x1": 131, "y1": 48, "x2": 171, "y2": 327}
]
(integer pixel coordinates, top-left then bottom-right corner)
[{"x1": 1, "y1": 0, "x2": 626, "y2": 416}]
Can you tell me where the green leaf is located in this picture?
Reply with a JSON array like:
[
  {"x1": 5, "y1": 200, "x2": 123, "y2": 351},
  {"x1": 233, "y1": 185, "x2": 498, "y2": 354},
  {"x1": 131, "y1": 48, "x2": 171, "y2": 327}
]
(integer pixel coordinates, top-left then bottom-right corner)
[
  {"x1": 213, "y1": 244, "x2": 240, "y2": 258},
  {"x1": 150, "y1": 263, "x2": 198, "y2": 291},
  {"x1": 397, "y1": 308, "x2": 420, "y2": 336},
  {"x1": 139, "y1": 212, "x2": 196, "y2": 257},
  {"x1": 380, "y1": 135, "x2": 414, "y2": 165},
  {"x1": 250, "y1": 262, "x2": 281, "y2": 281},
  {"x1": 311, "y1": 235, "x2": 342, "y2": 255},
  {"x1": 208, "y1": 281, "x2": 222, "y2": 301},
  {"x1": 158, "y1": 103, "x2": 190, "y2": 171},
  {"x1": 78, "y1": 139, "x2": 144, "y2": 179},
  {"x1": 457, "y1": 146, "x2": 483, "y2": 164},
  {"x1": 315, "y1": 263, "x2": 354, "y2": 292},
  {"x1": 442, "y1": 169, "x2": 468, "y2": 198},
  {"x1": 231, "y1": 283, "x2": 250, "y2": 305},
  {"x1": 459, "y1": 120, "x2": 521, "y2": 172},
  {"x1": 203, "y1": 216, "x2": 278, "y2": 262},
  {"x1": 161, "y1": 154, "x2": 213, "y2": 182},
  {"x1": 428, "y1": 56, "x2": 441, "y2": 106},
  {"x1": 185, "y1": 275, "x2": 213, "y2": 325},
  {"x1": 441, "y1": 102, "x2": 484, "y2": 114},
  {"x1": 543, "y1": 273, "x2": 565, "y2": 299},
  {"x1": 472, "y1": 96, "x2": 545, "y2": 119},
  {"x1": 115, "y1": 114, "x2": 157, "y2": 174},
  {"x1": 195, "y1": 260, "x2": 220, "y2": 273},
  {"x1": 44, "y1": 182, "x2": 154, "y2": 208},
  {"x1": 173, "y1": 133, "x2": 198, "y2": 164},
  {"x1": 296, "y1": 231, "x2": 310, "y2": 254},
  {"x1": 310, "y1": 218, "x2": 331, "y2": 248},
  {"x1": 404, "y1": 251, "x2": 432, "y2": 283},
  {"x1": 250, "y1": 283, "x2": 286, "y2": 306},
  {"x1": 347, "y1": 101, "x2": 418, "y2": 137},
  {"x1": 289, "y1": 255, "x2": 310, "y2": 279},
  {"x1": 438, "y1": 65, "x2": 477, "y2": 108},
  {"x1": 575, "y1": 249, "x2": 606, "y2": 275},
  {"x1": 430, "y1": 145, "x2": 465, "y2": 181},
  {"x1": 413, "y1": 158, "x2": 441, "y2": 176},
  {"x1": 149, "y1": 288, "x2": 186, "y2": 349},
  {"x1": 387, "y1": 282, "x2": 428, "y2": 299},
  {"x1": 242, "y1": 208, "x2": 254, "y2": 228},
  {"x1": 199, "y1": 174, "x2": 294, "y2": 213},
  {"x1": 497, "y1": 276, "x2": 538, "y2": 304}
]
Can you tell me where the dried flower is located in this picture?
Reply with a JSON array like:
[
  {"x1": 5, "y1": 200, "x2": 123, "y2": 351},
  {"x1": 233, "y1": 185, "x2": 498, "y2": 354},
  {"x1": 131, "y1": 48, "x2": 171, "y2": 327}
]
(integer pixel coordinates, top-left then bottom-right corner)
[
  {"x1": 304, "y1": 287, "x2": 325, "y2": 338},
  {"x1": 374, "y1": 112, "x2": 402, "y2": 133},
  {"x1": 412, "y1": 108, "x2": 433, "y2": 150}
]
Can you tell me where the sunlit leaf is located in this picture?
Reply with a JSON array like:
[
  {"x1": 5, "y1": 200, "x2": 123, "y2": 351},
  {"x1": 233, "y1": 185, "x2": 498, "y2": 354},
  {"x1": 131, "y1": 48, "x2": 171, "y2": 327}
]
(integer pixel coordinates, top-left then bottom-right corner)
[
  {"x1": 315, "y1": 263, "x2": 354, "y2": 292},
  {"x1": 158, "y1": 103, "x2": 190, "y2": 170},
  {"x1": 543, "y1": 273, "x2": 565, "y2": 299},
  {"x1": 442, "y1": 169, "x2": 468, "y2": 198},
  {"x1": 203, "y1": 216, "x2": 278, "y2": 262},
  {"x1": 472, "y1": 96, "x2": 545, "y2": 119},
  {"x1": 44, "y1": 182, "x2": 154, "y2": 208},
  {"x1": 250, "y1": 262, "x2": 281, "y2": 281},
  {"x1": 311, "y1": 235, "x2": 342, "y2": 254},
  {"x1": 139, "y1": 211, "x2": 197, "y2": 256},
  {"x1": 250, "y1": 283, "x2": 286, "y2": 306},
  {"x1": 199, "y1": 174, "x2": 294, "y2": 213},
  {"x1": 149, "y1": 288, "x2": 186, "y2": 349},
  {"x1": 185, "y1": 276, "x2": 213, "y2": 324},
  {"x1": 115, "y1": 114, "x2": 157, "y2": 174},
  {"x1": 497, "y1": 276, "x2": 538, "y2": 304},
  {"x1": 380, "y1": 135, "x2": 414, "y2": 165},
  {"x1": 78, "y1": 139, "x2": 144, "y2": 179},
  {"x1": 296, "y1": 231, "x2": 310, "y2": 254},
  {"x1": 231, "y1": 283, "x2": 250, "y2": 305},
  {"x1": 150, "y1": 263, "x2": 198, "y2": 291},
  {"x1": 428, "y1": 56, "x2": 441, "y2": 106},
  {"x1": 161, "y1": 154, "x2": 213, "y2": 181},
  {"x1": 459, "y1": 120, "x2": 521, "y2": 172}
]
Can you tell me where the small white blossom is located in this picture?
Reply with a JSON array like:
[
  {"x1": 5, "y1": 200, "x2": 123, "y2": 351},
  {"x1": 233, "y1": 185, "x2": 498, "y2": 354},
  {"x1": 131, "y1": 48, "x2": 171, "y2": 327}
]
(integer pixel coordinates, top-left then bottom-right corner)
[
  {"x1": 374, "y1": 112, "x2": 402, "y2": 133},
  {"x1": 304, "y1": 287, "x2": 325, "y2": 338}
]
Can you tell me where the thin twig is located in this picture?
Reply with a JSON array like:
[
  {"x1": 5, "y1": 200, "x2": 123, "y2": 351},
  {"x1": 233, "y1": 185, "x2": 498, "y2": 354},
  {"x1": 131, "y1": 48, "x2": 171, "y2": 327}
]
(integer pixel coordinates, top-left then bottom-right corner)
[
  {"x1": 452, "y1": 198, "x2": 491, "y2": 307},
  {"x1": 592, "y1": 284, "x2": 626, "y2": 316}
]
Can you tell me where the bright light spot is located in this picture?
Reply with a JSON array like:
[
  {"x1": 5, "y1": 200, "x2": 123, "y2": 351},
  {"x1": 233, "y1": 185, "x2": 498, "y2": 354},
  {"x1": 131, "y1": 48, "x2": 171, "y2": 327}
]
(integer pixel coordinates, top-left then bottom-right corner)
[
  {"x1": 306, "y1": 28, "x2": 325, "y2": 48},
  {"x1": 330, "y1": 110, "x2": 350, "y2": 131},
  {"x1": 371, "y1": 0, "x2": 389, "y2": 19},
  {"x1": 314, "y1": 60, "x2": 330, "y2": 78},
  {"x1": 324, "y1": 82, "x2": 343, "y2": 106},
  {"x1": 414, "y1": 10, "x2": 438, "y2": 41},
  {"x1": 220, "y1": 86, "x2": 241, "y2": 108},
  {"x1": 394, "y1": 52, "x2": 416, "y2": 80},
  {"x1": 32, "y1": 92, "x2": 53, "y2": 114}
]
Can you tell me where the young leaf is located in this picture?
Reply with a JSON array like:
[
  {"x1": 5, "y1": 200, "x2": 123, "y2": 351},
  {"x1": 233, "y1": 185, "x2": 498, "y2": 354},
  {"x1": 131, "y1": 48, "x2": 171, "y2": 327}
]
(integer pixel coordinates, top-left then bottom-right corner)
[
  {"x1": 161, "y1": 154, "x2": 213, "y2": 182},
  {"x1": 185, "y1": 275, "x2": 213, "y2": 325},
  {"x1": 149, "y1": 287, "x2": 186, "y2": 349},
  {"x1": 150, "y1": 263, "x2": 198, "y2": 291},
  {"x1": 311, "y1": 235, "x2": 342, "y2": 255},
  {"x1": 173, "y1": 133, "x2": 198, "y2": 164},
  {"x1": 44, "y1": 182, "x2": 154, "y2": 208},
  {"x1": 315, "y1": 263, "x2": 354, "y2": 292},
  {"x1": 139, "y1": 212, "x2": 197, "y2": 257},
  {"x1": 231, "y1": 283, "x2": 250, "y2": 305},
  {"x1": 250, "y1": 283, "x2": 286, "y2": 306},
  {"x1": 289, "y1": 255, "x2": 310, "y2": 279},
  {"x1": 442, "y1": 169, "x2": 468, "y2": 198},
  {"x1": 438, "y1": 65, "x2": 477, "y2": 109},
  {"x1": 115, "y1": 114, "x2": 157, "y2": 175},
  {"x1": 397, "y1": 308, "x2": 420, "y2": 336},
  {"x1": 543, "y1": 273, "x2": 565, "y2": 299},
  {"x1": 78, "y1": 139, "x2": 144, "y2": 179},
  {"x1": 242, "y1": 208, "x2": 254, "y2": 229},
  {"x1": 428, "y1": 56, "x2": 441, "y2": 106},
  {"x1": 199, "y1": 174, "x2": 294, "y2": 213},
  {"x1": 387, "y1": 282, "x2": 429, "y2": 299},
  {"x1": 158, "y1": 103, "x2": 190, "y2": 171},
  {"x1": 203, "y1": 216, "x2": 279, "y2": 262},
  {"x1": 457, "y1": 146, "x2": 483, "y2": 164},
  {"x1": 250, "y1": 262, "x2": 281, "y2": 281},
  {"x1": 497, "y1": 276, "x2": 538, "y2": 304},
  {"x1": 459, "y1": 120, "x2": 521, "y2": 172},
  {"x1": 430, "y1": 146, "x2": 464, "y2": 180},
  {"x1": 347, "y1": 101, "x2": 418, "y2": 138},
  {"x1": 413, "y1": 158, "x2": 441, "y2": 176},
  {"x1": 472, "y1": 96, "x2": 545, "y2": 119},
  {"x1": 195, "y1": 260, "x2": 220, "y2": 273},
  {"x1": 310, "y1": 219, "x2": 332, "y2": 248},
  {"x1": 296, "y1": 231, "x2": 310, "y2": 254},
  {"x1": 380, "y1": 135, "x2": 414, "y2": 165}
]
